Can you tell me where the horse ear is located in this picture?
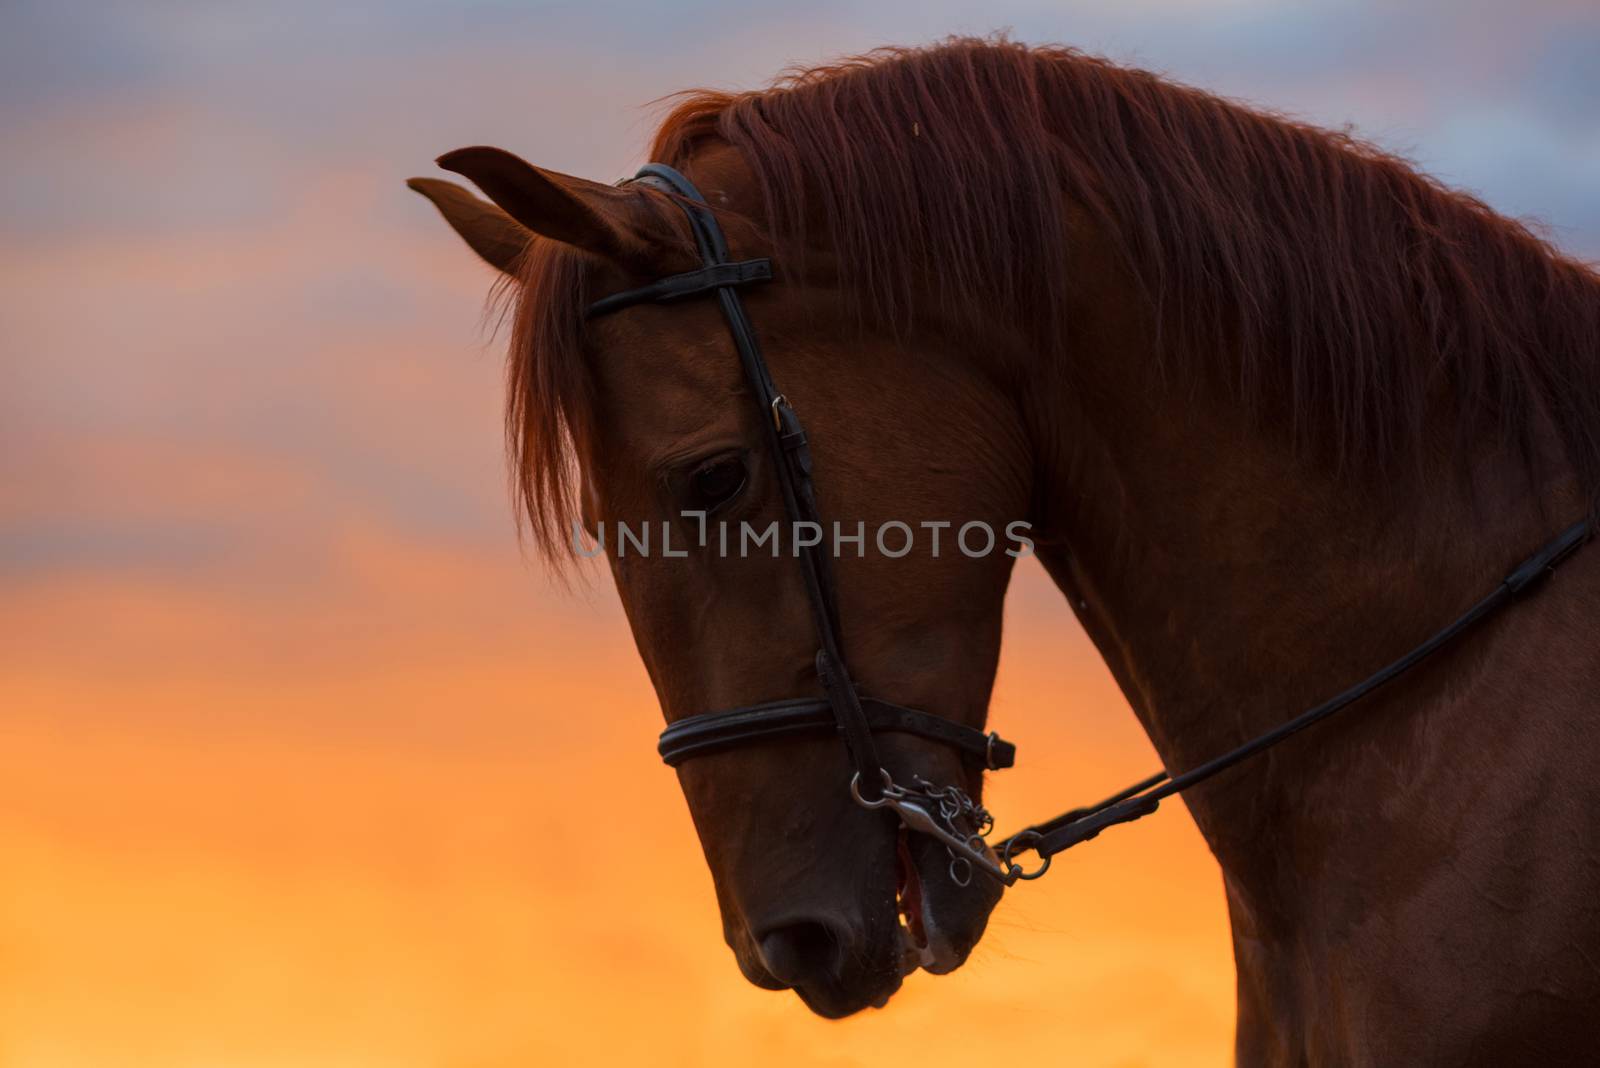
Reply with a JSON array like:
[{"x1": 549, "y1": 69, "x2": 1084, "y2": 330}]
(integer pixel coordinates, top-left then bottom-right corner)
[
  {"x1": 432, "y1": 146, "x2": 666, "y2": 270},
  {"x1": 406, "y1": 177, "x2": 532, "y2": 276}
]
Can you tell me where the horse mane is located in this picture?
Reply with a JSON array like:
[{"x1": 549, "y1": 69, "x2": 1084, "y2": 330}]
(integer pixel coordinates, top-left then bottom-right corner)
[{"x1": 510, "y1": 36, "x2": 1600, "y2": 559}]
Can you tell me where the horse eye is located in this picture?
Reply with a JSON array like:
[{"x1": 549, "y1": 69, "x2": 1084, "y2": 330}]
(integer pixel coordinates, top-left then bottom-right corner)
[{"x1": 688, "y1": 456, "x2": 748, "y2": 512}]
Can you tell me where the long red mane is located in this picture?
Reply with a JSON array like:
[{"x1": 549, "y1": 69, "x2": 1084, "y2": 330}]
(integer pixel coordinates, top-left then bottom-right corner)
[{"x1": 510, "y1": 37, "x2": 1600, "y2": 558}]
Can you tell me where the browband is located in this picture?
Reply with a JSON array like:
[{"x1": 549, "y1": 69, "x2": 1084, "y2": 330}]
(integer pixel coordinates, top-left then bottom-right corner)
[
  {"x1": 659, "y1": 697, "x2": 1016, "y2": 770},
  {"x1": 587, "y1": 258, "x2": 773, "y2": 318}
]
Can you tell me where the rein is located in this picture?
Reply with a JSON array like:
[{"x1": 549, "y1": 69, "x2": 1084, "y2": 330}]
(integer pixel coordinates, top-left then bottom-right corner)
[
  {"x1": 586, "y1": 162, "x2": 1595, "y2": 888},
  {"x1": 994, "y1": 516, "x2": 1593, "y2": 877}
]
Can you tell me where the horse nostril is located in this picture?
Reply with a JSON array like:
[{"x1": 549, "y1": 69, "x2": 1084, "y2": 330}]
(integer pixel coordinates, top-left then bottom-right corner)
[{"x1": 756, "y1": 920, "x2": 841, "y2": 987}]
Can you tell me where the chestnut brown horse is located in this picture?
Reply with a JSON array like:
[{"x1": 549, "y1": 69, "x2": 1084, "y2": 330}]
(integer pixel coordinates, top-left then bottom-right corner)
[{"x1": 411, "y1": 38, "x2": 1600, "y2": 1063}]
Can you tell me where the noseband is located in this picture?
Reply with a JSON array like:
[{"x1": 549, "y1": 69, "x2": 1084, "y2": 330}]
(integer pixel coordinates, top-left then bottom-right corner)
[{"x1": 586, "y1": 162, "x2": 1594, "y2": 888}]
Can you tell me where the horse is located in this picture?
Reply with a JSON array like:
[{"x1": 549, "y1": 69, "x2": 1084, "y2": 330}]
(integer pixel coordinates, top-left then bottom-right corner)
[{"x1": 410, "y1": 37, "x2": 1600, "y2": 1063}]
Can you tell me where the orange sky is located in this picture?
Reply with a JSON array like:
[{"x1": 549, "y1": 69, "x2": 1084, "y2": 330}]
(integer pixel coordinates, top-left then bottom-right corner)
[
  {"x1": 5, "y1": 2, "x2": 1596, "y2": 1065},
  {"x1": 1, "y1": 552, "x2": 1235, "y2": 1067}
]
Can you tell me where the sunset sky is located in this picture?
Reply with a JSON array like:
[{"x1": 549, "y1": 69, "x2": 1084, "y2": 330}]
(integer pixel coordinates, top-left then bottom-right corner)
[{"x1": 3, "y1": 2, "x2": 1597, "y2": 1065}]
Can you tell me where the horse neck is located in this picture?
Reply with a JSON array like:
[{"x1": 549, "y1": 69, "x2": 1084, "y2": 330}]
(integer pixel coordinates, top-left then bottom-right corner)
[{"x1": 1018, "y1": 252, "x2": 1573, "y2": 886}]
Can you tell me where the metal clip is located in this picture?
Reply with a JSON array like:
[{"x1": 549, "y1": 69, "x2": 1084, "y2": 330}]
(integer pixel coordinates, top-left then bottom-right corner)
[{"x1": 851, "y1": 769, "x2": 1022, "y2": 887}]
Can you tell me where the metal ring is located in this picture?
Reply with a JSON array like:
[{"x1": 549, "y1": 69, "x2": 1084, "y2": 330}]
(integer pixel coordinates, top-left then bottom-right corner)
[
  {"x1": 999, "y1": 830, "x2": 1038, "y2": 865},
  {"x1": 984, "y1": 730, "x2": 1000, "y2": 771},
  {"x1": 999, "y1": 830, "x2": 1052, "y2": 882},
  {"x1": 1013, "y1": 855, "x2": 1051, "y2": 881},
  {"x1": 849, "y1": 768, "x2": 894, "y2": 809},
  {"x1": 770, "y1": 393, "x2": 788, "y2": 430}
]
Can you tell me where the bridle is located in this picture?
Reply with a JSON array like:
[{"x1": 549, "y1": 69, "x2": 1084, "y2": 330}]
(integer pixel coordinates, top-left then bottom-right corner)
[
  {"x1": 586, "y1": 163, "x2": 1016, "y2": 886},
  {"x1": 585, "y1": 162, "x2": 1595, "y2": 888}
]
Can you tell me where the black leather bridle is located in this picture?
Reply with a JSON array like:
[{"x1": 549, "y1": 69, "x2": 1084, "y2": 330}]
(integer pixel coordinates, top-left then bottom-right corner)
[{"x1": 585, "y1": 162, "x2": 1595, "y2": 887}]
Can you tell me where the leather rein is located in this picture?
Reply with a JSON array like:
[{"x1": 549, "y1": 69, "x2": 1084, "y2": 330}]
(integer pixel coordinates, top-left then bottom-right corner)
[{"x1": 585, "y1": 162, "x2": 1595, "y2": 888}]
